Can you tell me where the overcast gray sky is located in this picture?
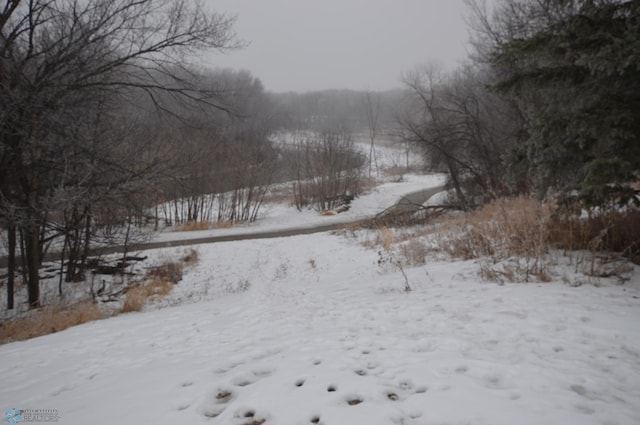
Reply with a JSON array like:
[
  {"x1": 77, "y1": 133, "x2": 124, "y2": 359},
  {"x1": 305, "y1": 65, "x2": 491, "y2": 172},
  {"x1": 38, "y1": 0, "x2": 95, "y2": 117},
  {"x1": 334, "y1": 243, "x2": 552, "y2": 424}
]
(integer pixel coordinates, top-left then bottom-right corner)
[{"x1": 203, "y1": 0, "x2": 472, "y2": 93}]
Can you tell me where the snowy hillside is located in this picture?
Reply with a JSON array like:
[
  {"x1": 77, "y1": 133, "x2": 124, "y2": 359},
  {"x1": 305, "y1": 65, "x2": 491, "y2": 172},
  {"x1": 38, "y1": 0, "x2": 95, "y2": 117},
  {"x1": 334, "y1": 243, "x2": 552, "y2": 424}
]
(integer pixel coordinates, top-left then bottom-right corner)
[{"x1": 1, "y1": 227, "x2": 640, "y2": 424}]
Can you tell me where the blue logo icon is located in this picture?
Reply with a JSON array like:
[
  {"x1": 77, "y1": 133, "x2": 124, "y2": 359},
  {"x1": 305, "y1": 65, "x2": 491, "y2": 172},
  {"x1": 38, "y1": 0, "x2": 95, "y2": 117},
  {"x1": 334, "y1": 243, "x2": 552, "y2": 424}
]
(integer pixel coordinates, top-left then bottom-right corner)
[{"x1": 5, "y1": 409, "x2": 22, "y2": 424}]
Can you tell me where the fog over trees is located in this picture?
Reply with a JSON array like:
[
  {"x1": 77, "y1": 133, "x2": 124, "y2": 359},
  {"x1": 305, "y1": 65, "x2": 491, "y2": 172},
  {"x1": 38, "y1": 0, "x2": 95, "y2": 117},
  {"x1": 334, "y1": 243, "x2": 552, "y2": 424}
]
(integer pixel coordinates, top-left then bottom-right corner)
[{"x1": 2, "y1": 0, "x2": 638, "y2": 309}]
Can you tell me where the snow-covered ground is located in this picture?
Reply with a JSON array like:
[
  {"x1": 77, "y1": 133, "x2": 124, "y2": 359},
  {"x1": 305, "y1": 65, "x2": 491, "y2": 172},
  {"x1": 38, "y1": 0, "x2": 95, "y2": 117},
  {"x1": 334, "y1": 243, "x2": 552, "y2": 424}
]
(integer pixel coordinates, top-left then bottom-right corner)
[
  {"x1": 2, "y1": 218, "x2": 640, "y2": 424},
  {"x1": 0, "y1": 173, "x2": 446, "y2": 315}
]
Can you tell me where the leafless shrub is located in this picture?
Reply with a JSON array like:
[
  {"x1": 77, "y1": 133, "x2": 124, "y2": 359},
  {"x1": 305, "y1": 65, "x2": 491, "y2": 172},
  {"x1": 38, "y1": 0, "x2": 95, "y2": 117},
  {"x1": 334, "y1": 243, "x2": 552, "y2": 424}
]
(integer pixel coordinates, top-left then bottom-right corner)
[{"x1": 289, "y1": 131, "x2": 364, "y2": 211}]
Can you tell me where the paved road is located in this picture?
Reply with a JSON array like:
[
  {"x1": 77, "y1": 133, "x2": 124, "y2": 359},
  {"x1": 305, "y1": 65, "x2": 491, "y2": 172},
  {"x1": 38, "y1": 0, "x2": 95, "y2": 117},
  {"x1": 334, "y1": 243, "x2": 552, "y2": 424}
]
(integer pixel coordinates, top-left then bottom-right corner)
[
  {"x1": 0, "y1": 185, "x2": 444, "y2": 266},
  {"x1": 382, "y1": 185, "x2": 445, "y2": 215}
]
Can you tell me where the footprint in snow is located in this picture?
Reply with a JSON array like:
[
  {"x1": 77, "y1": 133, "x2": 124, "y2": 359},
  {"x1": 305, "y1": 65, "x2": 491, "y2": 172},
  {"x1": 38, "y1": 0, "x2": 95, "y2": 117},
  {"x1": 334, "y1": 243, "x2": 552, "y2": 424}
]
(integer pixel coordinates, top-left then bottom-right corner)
[
  {"x1": 231, "y1": 375, "x2": 255, "y2": 387},
  {"x1": 508, "y1": 392, "x2": 521, "y2": 400},
  {"x1": 366, "y1": 360, "x2": 379, "y2": 370},
  {"x1": 397, "y1": 379, "x2": 414, "y2": 391},
  {"x1": 252, "y1": 367, "x2": 275, "y2": 378},
  {"x1": 214, "y1": 388, "x2": 235, "y2": 403},
  {"x1": 387, "y1": 392, "x2": 399, "y2": 401},
  {"x1": 202, "y1": 406, "x2": 225, "y2": 419},
  {"x1": 346, "y1": 397, "x2": 363, "y2": 406},
  {"x1": 236, "y1": 408, "x2": 267, "y2": 425},
  {"x1": 213, "y1": 362, "x2": 240, "y2": 374},
  {"x1": 575, "y1": 404, "x2": 596, "y2": 415},
  {"x1": 483, "y1": 373, "x2": 504, "y2": 389},
  {"x1": 415, "y1": 386, "x2": 428, "y2": 394},
  {"x1": 51, "y1": 384, "x2": 76, "y2": 397}
]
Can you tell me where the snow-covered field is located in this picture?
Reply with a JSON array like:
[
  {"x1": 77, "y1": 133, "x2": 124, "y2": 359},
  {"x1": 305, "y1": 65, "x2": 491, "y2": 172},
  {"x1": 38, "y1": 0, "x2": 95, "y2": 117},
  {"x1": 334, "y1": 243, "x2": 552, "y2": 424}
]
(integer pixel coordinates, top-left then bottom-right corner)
[{"x1": 2, "y1": 214, "x2": 640, "y2": 424}]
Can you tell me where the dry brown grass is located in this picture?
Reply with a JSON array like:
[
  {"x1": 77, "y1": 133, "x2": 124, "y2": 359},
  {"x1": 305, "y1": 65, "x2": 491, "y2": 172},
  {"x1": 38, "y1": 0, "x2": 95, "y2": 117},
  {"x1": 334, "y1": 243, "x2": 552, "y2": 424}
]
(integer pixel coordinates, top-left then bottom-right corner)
[
  {"x1": 398, "y1": 239, "x2": 430, "y2": 267},
  {"x1": 364, "y1": 195, "x2": 637, "y2": 284},
  {"x1": 0, "y1": 301, "x2": 108, "y2": 344},
  {"x1": 360, "y1": 227, "x2": 396, "y2": 251},
  {"x1": 546, "y1": 208, "x2": 640, "y2": 280},
  {"x1": 379, "y1": 227, "x2": 396, "y2": 252},
  {"x1": 121, "y1": 280, "x2": 173, "y2": 313},
  {"x1": 146, "y1": 261, "x2": 183, "y2": 285},
  {"x1": 213, "y1": 220, "x2": 234, "y2": 229},
  {"x1": 549, "y1": 209, "x2": 640, "y2": 264},
  {"x1": 365, "y1": 196, "x2": 557, "y2": 283},
  {"x1": 433, "y1": 196, "x2": 555, "y2": 282},
  {"x1": 121, "y1": 249, "x2": 199, "y2": 313},
  {"x1": 172, "y1": 221, "x2": 210, "y2": 232},
  {"x1": 384, "y1": 166, "x2": 410, "y2": 178},
  {"x1": 446, "y1": 196, "x2": 553, "y2": 260}
]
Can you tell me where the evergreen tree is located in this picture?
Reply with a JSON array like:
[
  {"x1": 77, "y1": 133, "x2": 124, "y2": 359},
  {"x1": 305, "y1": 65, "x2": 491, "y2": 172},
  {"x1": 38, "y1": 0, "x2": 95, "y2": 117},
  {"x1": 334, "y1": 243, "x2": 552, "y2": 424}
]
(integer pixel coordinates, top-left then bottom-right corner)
[{"x1": 491, "y1": 0, "x2": 640, "y2": 207}]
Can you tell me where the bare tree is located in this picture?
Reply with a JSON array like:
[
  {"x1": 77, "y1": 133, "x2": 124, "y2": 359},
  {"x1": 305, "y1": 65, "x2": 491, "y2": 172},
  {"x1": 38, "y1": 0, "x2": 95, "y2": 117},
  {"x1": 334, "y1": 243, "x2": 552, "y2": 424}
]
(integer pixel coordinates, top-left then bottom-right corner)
[
  {"x1": 0, "y1": 0, "x2": 240, "y2": 308},
  {"x1": 290, "y1": 130, "x2": 364, "y2": 212},
  {"x1": 363, "y1": 90, "x2": 381, "y2": 179},
  {"x1": 398, "y1": 63, "x2": 524, "y2": 209},
  {"x1": 151, "y1": 69, "x2": 278, "y2": 226}
]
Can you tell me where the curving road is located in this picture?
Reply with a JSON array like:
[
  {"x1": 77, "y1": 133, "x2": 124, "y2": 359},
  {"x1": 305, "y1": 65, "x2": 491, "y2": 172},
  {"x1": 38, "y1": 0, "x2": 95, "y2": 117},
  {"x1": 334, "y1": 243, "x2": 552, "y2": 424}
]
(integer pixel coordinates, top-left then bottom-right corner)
[{"x1": 0, "y1": 185, "x2": 444, "y2": 266}]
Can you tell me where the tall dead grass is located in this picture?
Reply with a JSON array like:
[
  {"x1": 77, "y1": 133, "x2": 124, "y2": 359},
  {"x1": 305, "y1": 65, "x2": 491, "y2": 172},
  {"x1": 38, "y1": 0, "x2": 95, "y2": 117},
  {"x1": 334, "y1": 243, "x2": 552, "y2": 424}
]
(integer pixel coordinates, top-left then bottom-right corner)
[
  {"x1": 171, "y1": 221, "x2": 210, "y2": 232},
  {"x1": 0, "y1": 301, "x2": 108, "y2": 344},
  {"x1": 549, "y1": 209, "x2": 640, "y2": 265},
  {"x1": 366, "y1": 195, "x2": 637, "y2": 284},
  {"x1": 419, "y1": 196, "x2": 553, "y2": 282},
  {"x1": 122, "y1": 249, "x2": 198, "y2": 313},
  {"x1": 121, "y1": 280, "x2": 173, "y2": 313}
]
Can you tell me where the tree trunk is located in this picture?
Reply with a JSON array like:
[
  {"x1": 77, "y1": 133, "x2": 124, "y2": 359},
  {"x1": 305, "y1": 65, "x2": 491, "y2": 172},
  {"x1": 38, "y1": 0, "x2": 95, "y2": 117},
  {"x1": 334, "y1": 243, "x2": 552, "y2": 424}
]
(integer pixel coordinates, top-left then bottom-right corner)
[
  {"x1": 447, "y1": 162, "x2": 468, "y2": 211},
  {"x1": 7, "y1": 224, "x2": 16, "y2": 310},
  {"x1": 59, "y1": 234, "x2": 68, "y2": 295},
  {"x1": 25, "y1": 224, "x2": 40, "y2": 308},
  {"x1": 80, "y1": 206, "x2": 92, "y2": 275}
]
